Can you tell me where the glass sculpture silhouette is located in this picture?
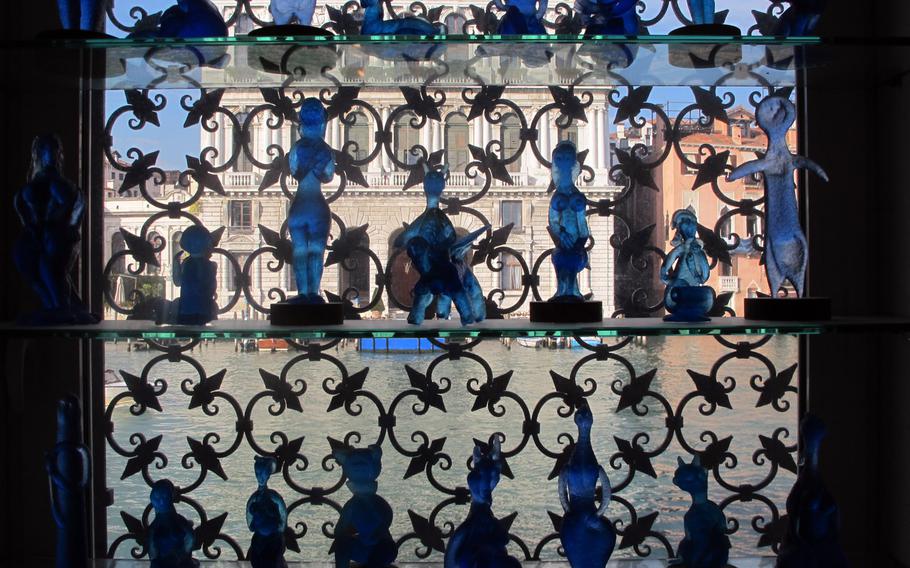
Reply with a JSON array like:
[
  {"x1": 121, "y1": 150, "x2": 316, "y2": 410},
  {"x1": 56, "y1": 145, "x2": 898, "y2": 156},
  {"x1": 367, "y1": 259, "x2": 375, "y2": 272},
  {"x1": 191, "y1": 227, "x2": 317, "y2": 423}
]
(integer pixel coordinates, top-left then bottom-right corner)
[
  {"x1": 445, "y1": 438, "x2": 521, "y2": 568},
  {"x1": 57, "y1": 0, "x2": 108, "y2": 31},
  {"x1": 172, "y1": 225, "x2": 218, "y2": 325},
  {"x1": 155, "y1": 0, "x2": 228, "y2": 38},
  {"x1": 46, "y1": 395, "x2": 90, "y2": 568},
  {"x1": 359, "y1": 0, "x2": 438, "y2": 35},
  {"x1": 14, "y1": 135, "x2": 99, "y2": 325},
  {"x1": 670, "y1": 456, "x2": 730, "y2": 568},
  {"x1": 332, "y1": 444, "x2": 397, "y2": 568},
  {"x1": 148, "y1": 480, "x2": 198, "y2": 568},
  {"x1": 394, "y1": 165, "x2": 487, "y2": 325},
  {"x1": 558, "y1": 401, "x2": 616, "y2": 568},
  {"x1": 775, "y1": 0, "x2": 825, "y2": 36},
  {"x1": 548, "y1": 140, "x2": 590, "y2": 302},
  {"x1": 270, "y1": 0, "x2": 316, "y2": 26},
  {"x1": 727, "y1": 96, "x2": 827, "y2": 298},
  {"x1": 494, "y1": 0, "x2": 548, "y2": 35},
  {"x1": 777, "y1": 414, "x2": 848, "y2": 568},
  {"x1": 247, "y1": 457, "x2": 288, "y2": 568},
  {"x1": 573, "y1": 0, "x2": 638, "y2": 35},
  {"x1": 660, "y1": 208, "x2": 715, "y2": 322},
  {"x1": 687, "y1": 0, "x2": 715, "y2": 24}
]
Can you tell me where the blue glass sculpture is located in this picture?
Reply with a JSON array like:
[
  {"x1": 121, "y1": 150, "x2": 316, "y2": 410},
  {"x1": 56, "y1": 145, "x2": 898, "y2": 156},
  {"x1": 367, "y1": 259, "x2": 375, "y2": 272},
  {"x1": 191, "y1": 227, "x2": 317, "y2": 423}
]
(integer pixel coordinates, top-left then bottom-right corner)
[
  {"x1": 775, "y1": 0, "x2": 825, "y2": 36},
  {"x1": 156, "y1": 0, "x2": 228, "y2": 38},
  {"x1": 727, "y1": 96, "x2": 827, "y2": 298},
  {"x1": 394, "y1": 166, "x2": 487, "y2": 326},
  {"x1": 445, "y1": 438, "x2": 521, "y2": 568},
  {"x1": 172, "y1": 225, "x2": 218, "y2": 325},
  {"x1": 14, "y1": 135, "x2": 99, "y2": 325},
  {"x1": 359, "y1": 0, "x2": 439, "y2": 35},
  {"x1": 670, "y1": 456, "x2": 730, "y2": 568},
  {"x1": 660, "y1": 208, "x2": 715, "y2": 322},
  {"x1": 247, "y1": 457, "x2": 288, "y2": 568},
  {"x1": 777, "y1": 414, "x2": 848, "y2": 568},
  {"x1": 687, "y1": 0, "x2": 715, "y2": 25},
  {"x1": 548, "y1": 141, "x2": 589, "y2": 302},
  {"x1": 573, "y1": 0, "x2": 638, "y2": 35},
  {"x1": 494, "y1": 0, "x2": 548, "y2": 35},
  {"x1": 270, "y1": 0, "x2": 316, "y2": 26},
  {"x1": 558, "y1": 401, "x2": 616, "y2": 568},
  {"x1": 148, "y1": 480, "x2": 198, "y2": 568},
  {"x1": 57, "y1": 0, "x2": 108, "y2": 31},
  {"x1": 46, "y1": 395, "x2": 90, "y2": 568},
  {"x1": 333, "y1": 444, "x2": 397, "y2": 567}
]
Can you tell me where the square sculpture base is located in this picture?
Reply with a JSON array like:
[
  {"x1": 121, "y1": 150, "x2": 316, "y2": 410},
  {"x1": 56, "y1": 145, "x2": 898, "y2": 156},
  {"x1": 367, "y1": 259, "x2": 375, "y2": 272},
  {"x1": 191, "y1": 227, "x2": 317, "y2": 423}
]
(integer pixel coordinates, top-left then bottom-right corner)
[
  {"x1": 744, "y1": 297, "x2": 831, "y2": 321},
  {"x1": 270, "y1": 302, "x2": 344, "y2": 326},
  {"x1": 529, "y1": 301, "x2": 603, "y2": 323}
]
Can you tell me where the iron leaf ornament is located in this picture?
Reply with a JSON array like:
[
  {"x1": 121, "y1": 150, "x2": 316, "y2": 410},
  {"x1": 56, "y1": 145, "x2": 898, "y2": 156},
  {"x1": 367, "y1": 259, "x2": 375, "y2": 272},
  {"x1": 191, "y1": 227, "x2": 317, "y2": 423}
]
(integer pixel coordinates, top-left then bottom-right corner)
[
  {"x1": 687, "y1": 370, "x2": 733, "y2": 409},
  {"x1": 258, "y1": 369, "x2": 304, "y2": 413},
  {"x1": 186, "y1": 436, "x2": 228, "y2": 480},
  {"x1": 613, "y1": 436, "x2": 657, "y2": 478},
  {"x1": 185, "y1": 155, "x2": 225, "y2": 195},
  {"x1": 183, "y1": 88, "x2": 225, "y2": 128},
  {"x1": 613, "y1": 86, "x2": 653, "y2": 125},
  {"x1": 407, "y1": 510, "x2": 445, "y2": 553},
  {"x1": 121, "y1": 435, "x2": 163, "y2": 480},
  {"x1": 326, "y1": 367, "x2": 370, "y2": 412},
  {"x1": 618, "y1": 511, "x2": 659, "y2": 550},
  {"x1": 616, "y1": 368, "x2": 658, "y2": 412},
  {"x1": 125, "y1": 89, "x2": 163, "y2": 127},
  {"x1": 188, "y1": 369, "x2": 227, "y2": 410},
  {"x1": 121, "y1": 370, "x2": 163, "y2": 411},
  {"x1": 119, "y1": 151, "x2": 160, "y2": 195},
  {"x1": 404, "y1": 365, "x2": 446, "y2": 412}
]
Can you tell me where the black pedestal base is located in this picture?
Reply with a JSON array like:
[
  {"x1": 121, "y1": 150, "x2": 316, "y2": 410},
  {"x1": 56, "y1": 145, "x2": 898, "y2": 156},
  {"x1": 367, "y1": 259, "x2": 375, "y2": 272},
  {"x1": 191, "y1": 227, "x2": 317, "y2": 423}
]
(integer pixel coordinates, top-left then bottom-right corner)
[
  {"x1": 530, "y1": 301, "x2": 603, "y2": 323},
  {"x1": 668, "y1": 24, "x2": 743, "y2": 68},
  {"x1": 744, "y1": 297, "x2": 831, "y2": 321},
  {"x1": 248, "y1": 24, "x2": 333, "y2": 37},
  {"x1": 270, "y1": 302, "x2": 344, "y2": 326}
]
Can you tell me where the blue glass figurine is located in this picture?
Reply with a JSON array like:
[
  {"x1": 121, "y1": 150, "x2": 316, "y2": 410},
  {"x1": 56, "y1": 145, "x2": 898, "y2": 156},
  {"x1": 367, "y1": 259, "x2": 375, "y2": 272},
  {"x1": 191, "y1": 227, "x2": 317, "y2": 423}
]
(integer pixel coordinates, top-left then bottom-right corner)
[
  {"x1": 359, "y1": 0, "x2": 439, "y2": 35},
  {"x1": 46, "y1": 395, "x2": 90, "y2": 568},
  {"x1": 156, "y1": 0, "x2": 229, "y2": 38},
  {"x1": 148, "y1": 480, "x2": 198, "y2": 568},
  {"x1": 558, "y1": 401, "x2": 616, "y2": 568},
  {"x1": 394, "y1": 165, "x2": 487, "y2": 326},
  {"x1": 247, "y1": 457, "x2": 288, "y2": 568},
  {"x1": 333, "y1": 444, "x2": 397, "y2": 568},
  {"x1": 775, "y1": 0, "x2": 825, "y2": 36},
  {"x1": 776, "y1": 414, "x2": 848, "y2": 568},
  {"x1": 172, "y1": 225, "x2": 218, "y2": 325},
  {"x1": 494, "y1": 0, "x2": 548, "y2": 35},
  {"x1": 687, "y1": 0, "x2": 715, "y2": 25},
  {"x1": 57, "y1": 0, "x2": 108, "y2": 31},
  {"x1": 14, "y1": 135, "x2": 99, "y2": 325},
  {"x1": 548, "y1": 141, "x2": 590, "y2": 302},
  {"x1": 727, "y1": 96, "x2": 827, "y2": 298},
  {"x1": 445, "y1": 438, "x2": 521, "y2": 568},
  {"x1": 270, "y1": 0, "x2": 316, "y2": 26},
  {"x1": 670, "y1": 456, "x2": 730, "y2": 568},
  {"x1": 573, "y1": 0, "x2": 638, "y2": 35},
  {"x1": 661, "y1": 208, "x2": 715, "y2": 322}
]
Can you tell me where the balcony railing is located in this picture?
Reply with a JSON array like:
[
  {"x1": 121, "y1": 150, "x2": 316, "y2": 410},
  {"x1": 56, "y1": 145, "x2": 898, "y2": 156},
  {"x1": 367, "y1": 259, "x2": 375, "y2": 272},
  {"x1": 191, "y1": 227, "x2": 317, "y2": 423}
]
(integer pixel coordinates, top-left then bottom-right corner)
[{"x1": 719, "y1": 276, "x2": 740, "y2": 293}]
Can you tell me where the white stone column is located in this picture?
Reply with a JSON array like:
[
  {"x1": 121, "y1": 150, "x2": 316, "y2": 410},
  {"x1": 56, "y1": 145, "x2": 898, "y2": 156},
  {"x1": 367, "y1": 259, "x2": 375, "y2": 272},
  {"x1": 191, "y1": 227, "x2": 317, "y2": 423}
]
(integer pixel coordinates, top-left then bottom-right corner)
[
  {"x1": 602, "y1": 104, "x2": 611, "y2": 170},
  {"x1": 434, "y1": 120, "x2": 443, "y2": 152},
  {"x1": 380, "y1": 107, "x2": 391, "y2": 171},
  {"x1": 540, "y1": 111, "x2": 551, "y2": 161},
  {"x1": 593, "y1": 107, "x2": 603, "y2": 170}
]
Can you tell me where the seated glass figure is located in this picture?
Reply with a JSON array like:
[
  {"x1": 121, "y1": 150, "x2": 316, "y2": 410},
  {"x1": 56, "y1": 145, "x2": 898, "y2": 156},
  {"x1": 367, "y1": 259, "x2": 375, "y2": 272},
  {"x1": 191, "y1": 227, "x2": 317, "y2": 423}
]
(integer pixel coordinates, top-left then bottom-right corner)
[
  {"x1": 494, "y1": 0, "x2": 548, "y2": 35},
  {"x1": 445, "y1": 438, "x2": 521, "y2": 568},
  {"x1": 172, "y1": 225, "x2": 218, "y2": 325},
  {"x1": 154, "y1": 0, "x2": 228, "y2": 38},
  {"x1": 333, "y1": 444, "x2": 396, "y2": 568},
  {"x1": 359, "y1": 0, "x2": 439, "y2": 35},
  {"x1": 247, "y1": 457, "x2": 288, "y2": 568},
  {"x1": 573, "y1": 0, "x2": 638, "y2": 35},
  {"x1": 558, "y1": 401, "x2": 616, "y2": 568},
  {"x1": 57, "y1": 0, "x2": 108, "y2": 31},
  {"x1": 775, "y1": 0, "x2": 825, "y2": 36},
  {"x1": 394, "y1": 165, "x2": 487, "y2": 325},
  {"x1": 46, "y1": 395, "x2": 90, "y2": 568},
  {"x1": 777, "y1": 414, "x2": 848, "y2": 568},
  {"x1": 687, "y1": 0, "x2": 715, "y2": 25},
  {"x1": 660, "y1": 208, "x2": 715, "y2": 322},
  {"x1": 670, "y1": 456, "x2": 730, "y2": 568},
  {"x1": 14, "y1": 135, "x2": 98, "y2": 325},
  {"x1": 547, "y1": 140, "x2": 590, "y2": 303},
  {"x1": 727, "y1": 96, "x2": 827, "y2": 298},
  {"x1": 148, "y1": 480, "x2": 198, "y2": 568},
  {"x1": 269, "y1": 0, "x2": 316, "y2": 26}
]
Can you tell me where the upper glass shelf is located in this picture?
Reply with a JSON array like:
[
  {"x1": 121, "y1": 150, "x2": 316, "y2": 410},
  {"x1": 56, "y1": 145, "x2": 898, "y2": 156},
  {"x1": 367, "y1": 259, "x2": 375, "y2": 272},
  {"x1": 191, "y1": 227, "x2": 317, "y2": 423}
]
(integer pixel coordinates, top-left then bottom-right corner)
[{"x1": 1, "y1": 316, "x2": 907, "y2": 341}]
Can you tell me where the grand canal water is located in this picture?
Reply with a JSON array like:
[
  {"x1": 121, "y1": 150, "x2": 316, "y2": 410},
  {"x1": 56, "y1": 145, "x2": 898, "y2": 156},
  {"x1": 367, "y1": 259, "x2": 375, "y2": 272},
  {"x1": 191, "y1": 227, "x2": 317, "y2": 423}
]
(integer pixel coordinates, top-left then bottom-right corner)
[{"x1": 105, "y1": 335, "x2": 798, "y2": 562}]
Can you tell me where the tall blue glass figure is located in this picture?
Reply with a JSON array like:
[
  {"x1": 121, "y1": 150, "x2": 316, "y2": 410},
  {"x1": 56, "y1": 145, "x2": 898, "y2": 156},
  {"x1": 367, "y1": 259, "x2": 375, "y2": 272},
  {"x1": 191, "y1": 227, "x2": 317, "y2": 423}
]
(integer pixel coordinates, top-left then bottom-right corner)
[
  {"x1": 494, "y1": 0, "x2": 548, "y2": 35},
  {"x1": 777, "y1": 414, "x2": 848, "y2": 568},
  {"x1": 359, "y1": 0, "x2": 438, "y2": 35},
  {"x1": 445, "y1": 438, "x2": 520, "y2": 568},
  {"x1": 687, "y1": 0, "x2": 715, "y2": 25},
  {"x1": 157, "y1": 0, "x2": 229, "y2": 37},
  {"x1": 573, "y1": 0, "x2": 638, "y2": 35},
  {"x1": 333, "y1": 445, "x2": 396, "y2": 568},
  {"x1": 247, "y1": 457, "x2": 288, "y2": 568},
  {"x1": 46, "y1": 395, "x2": 90, "y2": 568},
  {"x1": 15, "y1": 135, "x2": 98, "y2": 325},
  {"x1": 661, "y1": 208, "x2": 715, "y2": 322},
  {"x1": 775, "y1": 0, "x2": 825, "y2": 36},
  {"x1": 670, "y1": 456, "x2": 730, "y2": 568},
  {"x1": 549, "y1": 141, "x2": 589, "y2": 302},
  {"x1": 728, "y1": 96, "x2": 827, "y2": 298},
  {"x1": 57, "y1": 0, "x2": 108, "y2": 31},
  {"x1": 558, "y1": 401, "x2": 616, "y2": 568},
  {"x1": 148, "y1": 480, "x2": 198, "y2": 568},
  {"x1": 172, "y1": 225, "x2": 218, "y2": 325}
]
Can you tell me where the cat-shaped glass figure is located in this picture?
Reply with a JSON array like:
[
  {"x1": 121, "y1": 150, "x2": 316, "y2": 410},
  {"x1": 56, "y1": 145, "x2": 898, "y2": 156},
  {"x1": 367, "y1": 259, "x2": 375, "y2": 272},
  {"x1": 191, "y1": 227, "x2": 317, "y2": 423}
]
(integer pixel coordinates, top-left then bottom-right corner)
[
  {"x1": 246, "y1": 457, "x2": 288, "y2": 568},
  {"x1": 727, "y1": 96, "x2": 827, "y2": 298},
  {"x1": 46, "y1": 395, "x2": 90, "y2": 568},
  {"x1": 660, "y1": 208, "x2": 715, "y2": 322},
  {"x1": 359, "y1": 0, "x2": 439, "y2": 35},
  {"x1": 776, "y1": 414, "x2": 848, "y2": 568},
  {"x1": 157, "y1": 0, "x2": 228, "y2": 37},
  {"x1": 269, "y1": 0, "x2": 316, "y2": 26},
  {"x1": 445, "y1": 438, "x2": 521, "y2": 568},
  {"x1": 494, "y1": 0, "x2": 548, "y2": 35},
  {"x1": 14, "y1": 135, "x2": 98, "y2": 325},
  {"x1": 572, "y1": 0, "x2": 638, "y2": 35},
  {"x1": 148, "y1": 480, "x2": 198, "y2": 568},
  {"x1": 687, "y1": 0, "x2": 715, "y2": 25},
  {"x1": 172, "y1": 225, "x2": 218, "y2": 325},
  {"x1": 775, "y1": 0, "x2": 825, "y2": 36},
  {"x1": 670, "y1": 456, "x2": 730, "y2": 568},
  {"x1": 57, "y1": 0, "x2": 108, "y2": 31},
  {"x1": 548, "y1": 141, "x2": 590, "y2": 303},
  {"x1": 394, "y1": 165, "x2": 487, "y2": 325},
  {"x1": 558, "y1": 400, "x2": 616, "y2": 568},
  {"x1": 332, "y1": 444, "x2": 397, "y2": 568}
]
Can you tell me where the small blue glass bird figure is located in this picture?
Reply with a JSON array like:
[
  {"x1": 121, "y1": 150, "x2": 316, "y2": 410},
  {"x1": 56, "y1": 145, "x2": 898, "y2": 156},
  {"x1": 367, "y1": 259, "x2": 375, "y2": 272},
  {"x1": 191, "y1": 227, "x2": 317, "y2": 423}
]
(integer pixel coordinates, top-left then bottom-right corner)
[
  {"x1": 359, "y1": 0, "x2": 439, "y2": 35},
  {"x1": 558, "y1": 400, "x2": 616, "y2": 568},
  {"x1": 46, "y1": 395, "x2": 90, "y2": 568},
  {"x1": 547, "y1": 140, "x2": 590, "y2": 303},
  {"x1": 148, "y1": 480, "x2": 198, "y2": 568},
  {"x1": 445, "y1": 438, "x2": 521, "y2": 568},
  {"x1": 727, "y1": 96, "x2": 827, "y2": 298},
  {"x1": 573, "y1": 0, "x2": 638, "y2": 35},
  {"x1": 661, "y1": 208, "x2": 715, "y2": 322},
  {"x1": 775, "y1": 0, "x2": 825, "y2": 36},
  {"x1": 14, "y1": 135, "x2": 99, "y2": 325},
  {"x1": 332, "y1": 444, "x2": 397, "y2": 568},
  {"x1": 670, "y1": 456, "x2": 730, "y2": 568},
  {"x1": 687, "y1": 0, "x2": 715, "y2": 25},
  {"x1": 57, "y1": 0, "x2": 109, "y2": 31},
  {"x1": 776, "y1": 414, "x2": 848, "y2": 568},
  {"x1": 172, "y1": 225, "x2": 218, "y2": 325},
  {"x1": 157, "y1": 0, "x2": 228, "y2": 38},
  {"x1": 270, "y1": 0, "x2": 316, "y2": 26},
  {"x1": 247, "y1": 457, "x2": 289, "y2": 568},
  {"x1": 494, "y1": 0, "x2": 548, "y2": 35}
]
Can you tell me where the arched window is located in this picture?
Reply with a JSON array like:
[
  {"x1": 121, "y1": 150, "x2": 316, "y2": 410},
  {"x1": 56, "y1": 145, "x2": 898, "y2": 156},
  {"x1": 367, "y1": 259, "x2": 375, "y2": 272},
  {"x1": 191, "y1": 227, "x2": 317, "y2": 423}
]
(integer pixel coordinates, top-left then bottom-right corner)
[
  {"x1": 344, "y1": 112, "x2": 371, "y2": 161},
  {"x1": 746, "y1": 214, "x2": 759, "y2": 237},
  {"x1": 444, "y1": 12, "x2": 468, "y2": 58},
  {"x1": 388, "y1": 229, "x2": 421, "y2": 309},
  {"x1": 558, "y1": 123, "x2": 579, "y2": 145},
  {"x1": 338, "y1": 232, "x2": 371, "y2": 307},
  {"x1": 146, "y1": 232, "x2": 161, "y2": 275},
  {"x1": 394, "y1": 112, "x2": 421, "y2": 169},
  {"x1": 171, "y1": 230, "x2": 183, "y2": 258},
  {"x1": 500, "y1": 114, "x2": 522, "y2": 173},
  {"x1": 445, "y1": 114, "x2": 469, "y2": 174},
  {"x1": 718, "y1": 207, "x2": 732, "y2": 240},
  {"x1": 234, "y1": 112, "x2": 253, "y2": 172},
  {"x1": 111, "y1": 232, "x2": 126, "y2": 274}
]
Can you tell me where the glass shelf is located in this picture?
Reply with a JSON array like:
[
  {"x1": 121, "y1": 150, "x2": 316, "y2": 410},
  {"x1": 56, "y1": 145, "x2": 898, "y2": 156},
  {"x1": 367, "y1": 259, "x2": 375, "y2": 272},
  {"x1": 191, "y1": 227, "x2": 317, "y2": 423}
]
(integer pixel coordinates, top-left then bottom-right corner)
[{"x1": 1, "y1": 316, "x2": 907, "y2": 341}]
